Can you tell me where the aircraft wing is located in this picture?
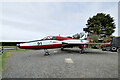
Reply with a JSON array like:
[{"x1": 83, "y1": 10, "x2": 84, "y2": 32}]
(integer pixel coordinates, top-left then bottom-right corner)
[
  {"x1": 62, "y1": 42, "x2": 81, "y2": 47},
  {"x1": 62, "y1": 42, "x2": 110, "y2": 47},
  {"x1": 62, "y1": 40, "x2": 85, "y2": 45},
  {"x1": 62, "y1": 40, "x2": 87, "y2": 47},
  {"x1": 85, "y1": 42, "x2": 111, "y2": 45}
]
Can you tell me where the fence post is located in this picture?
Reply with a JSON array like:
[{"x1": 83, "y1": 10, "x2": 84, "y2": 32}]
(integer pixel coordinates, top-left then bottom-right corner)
[
  {"x1": 16, "y1": 46, "x2": 17, "y2": 50},
  {"x1": 2, "y1": 46, "x2": 3, "y2": 53}
]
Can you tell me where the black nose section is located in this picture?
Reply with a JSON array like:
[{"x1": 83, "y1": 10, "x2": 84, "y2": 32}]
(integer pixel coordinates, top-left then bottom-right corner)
[{"x1": 16, "y1": 44, "x2": 20, "y2": 48}]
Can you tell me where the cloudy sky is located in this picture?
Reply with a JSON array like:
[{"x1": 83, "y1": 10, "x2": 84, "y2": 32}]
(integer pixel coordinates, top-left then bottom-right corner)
[{"x1": 0, "y1": 1, "x2": 119, "y2": 42}]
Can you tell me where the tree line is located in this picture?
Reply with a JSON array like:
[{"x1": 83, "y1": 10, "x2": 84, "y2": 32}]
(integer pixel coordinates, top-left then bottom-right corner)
[{"x1": 69, "y1": 13, "x2": 116, "y2": 43}]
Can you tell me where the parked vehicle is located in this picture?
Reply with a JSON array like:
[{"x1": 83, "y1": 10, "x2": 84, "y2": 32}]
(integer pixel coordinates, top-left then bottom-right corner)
[
  {"x1": 92, "y1": 45, "x2": 99, "y2": 49},
  {"x1": 102, "y1": 37, "x2": 120, "y2": 52},
  {"x1": 101, "y1": 45, "x2": 111, "y2": 51}
]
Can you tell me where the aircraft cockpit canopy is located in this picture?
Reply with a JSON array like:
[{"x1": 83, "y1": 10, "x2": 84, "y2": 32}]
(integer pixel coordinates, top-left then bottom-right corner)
[{"x1": 42, "y1": 36, "x2": 56, "y2": 40}]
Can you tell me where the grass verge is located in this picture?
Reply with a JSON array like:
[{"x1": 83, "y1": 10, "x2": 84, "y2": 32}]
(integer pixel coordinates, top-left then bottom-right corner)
[
  {"x1": 0, "y1": 55, "x2": 2, "y2": 75},
  {"x1": 2, "y1": 47, "x2": 30, "y2": 71}
]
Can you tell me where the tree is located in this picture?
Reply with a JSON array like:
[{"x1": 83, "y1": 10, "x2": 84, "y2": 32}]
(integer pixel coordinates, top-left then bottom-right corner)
[
  {"x1": 87, "y1": 34, "x2": 99, "y2": 42},
  {"x1": 72, "y1": 32, "x2": 85, "y2": 39},
  {"x1": 103, "y1": 35, "x2": 115, "y2": 42},
  {"x1": 83, "y1": 13, "x2": 116, "y2": 40},
  {"x1": 103, "y1": 37, "x2": 112, "y2": 43}
]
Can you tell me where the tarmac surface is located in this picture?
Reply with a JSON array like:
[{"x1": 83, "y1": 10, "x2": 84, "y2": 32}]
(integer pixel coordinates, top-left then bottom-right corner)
[{"x1": 2, "y1": 48, "x2": 118, "y2": 78}]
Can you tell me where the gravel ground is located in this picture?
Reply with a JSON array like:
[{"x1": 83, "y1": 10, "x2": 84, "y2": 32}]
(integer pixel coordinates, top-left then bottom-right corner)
[{"x1": 2, "y1": 48, "x2": 118, "y2": 78}]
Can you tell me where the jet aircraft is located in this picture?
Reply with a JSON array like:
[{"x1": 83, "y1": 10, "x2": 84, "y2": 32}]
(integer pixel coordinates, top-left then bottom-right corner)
[{"x1": 17, "y1": 34, "x2": 110, "y2": 55}]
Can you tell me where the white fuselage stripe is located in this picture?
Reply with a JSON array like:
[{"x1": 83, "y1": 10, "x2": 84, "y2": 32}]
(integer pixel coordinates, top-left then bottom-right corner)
[{"x1": 20, "y1": 39, "x2": 88, "y2": 46}]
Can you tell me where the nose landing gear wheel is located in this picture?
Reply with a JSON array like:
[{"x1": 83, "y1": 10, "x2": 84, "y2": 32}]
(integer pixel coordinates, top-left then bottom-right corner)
[{"x1": 44, "y1": 49, "x2": 50, "y2": 56}]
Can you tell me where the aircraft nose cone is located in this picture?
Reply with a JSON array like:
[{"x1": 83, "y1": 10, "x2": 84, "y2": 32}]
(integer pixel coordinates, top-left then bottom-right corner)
[{"x1": 16, "y1": 44, "x2": 20, "y2": 48}]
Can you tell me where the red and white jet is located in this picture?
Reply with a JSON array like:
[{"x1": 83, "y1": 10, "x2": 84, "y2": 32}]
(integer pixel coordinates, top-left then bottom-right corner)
[{"x1": 17, "y1": 34, "x2": 110, "y2": 55}]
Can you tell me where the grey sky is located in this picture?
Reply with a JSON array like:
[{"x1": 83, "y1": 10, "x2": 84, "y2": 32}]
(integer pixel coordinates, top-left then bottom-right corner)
[{"x1": 0, "y1": 1, "x2": 118, "y2": 42}]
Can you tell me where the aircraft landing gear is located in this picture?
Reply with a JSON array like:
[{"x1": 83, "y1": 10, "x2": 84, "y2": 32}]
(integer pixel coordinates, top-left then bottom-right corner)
[
  {"x1": 61, "y1": 47, "x2": 64, "y2": 51},
  {"x1": 80, "y1": 48, "x2": 84, "y2": 54},
  {"x1": 79, "y1": 45, "x2": 85, "y2": 54},
  {"x1": 44, "y1": 49, "x2": 50, "y2": 56}
]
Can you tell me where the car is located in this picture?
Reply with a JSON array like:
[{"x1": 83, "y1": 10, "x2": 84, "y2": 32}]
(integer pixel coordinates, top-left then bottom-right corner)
[
  {"x1": 101, "y1": 45, "x2": 111, "y2": 51},
  {"x1": 92, "y1": 45, "x2": 99, "y2": 49}
]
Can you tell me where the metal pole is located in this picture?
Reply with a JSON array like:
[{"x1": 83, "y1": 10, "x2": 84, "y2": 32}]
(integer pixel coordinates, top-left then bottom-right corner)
[{"x1": 2, "y1": 46, "x2": 3, "y2": 53}]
